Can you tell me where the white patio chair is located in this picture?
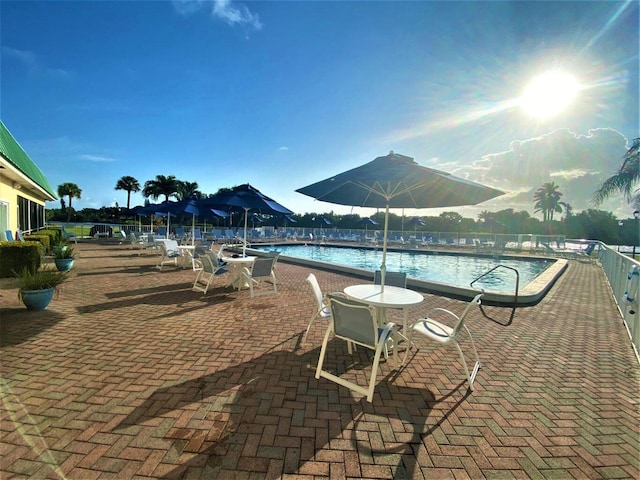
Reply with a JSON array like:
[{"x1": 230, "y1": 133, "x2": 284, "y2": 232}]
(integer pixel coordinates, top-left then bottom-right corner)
[
  {"x1": 192, "y1": 254, "x2": 228, "y2": 294},
  {"x1": 240, "y1": 254, "x2": 279, "y2": 297},
  {"x1": 373, "y1": 270, "x2": 407, "y2": 288},
  {"x1": 157, "y1": 239, "x2": 183, "y2": 270},
  {"x1": 302, "y1": 273, "x2": 331, "y2": 343},
  {"x1": 403, "y1": 293, "x2": 483, "y2": 391},
  {"x1": 315, "y1": 293, "x2": 396, "y2": 403}
]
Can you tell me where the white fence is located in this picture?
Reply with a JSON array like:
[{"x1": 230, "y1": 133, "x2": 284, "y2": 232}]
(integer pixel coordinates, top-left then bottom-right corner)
[{"x1": 598, "y1": 244, "x2": 640, "y2": 363}]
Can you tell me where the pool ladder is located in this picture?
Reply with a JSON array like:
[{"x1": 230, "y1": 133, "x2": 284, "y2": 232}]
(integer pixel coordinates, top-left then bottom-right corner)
[{"x1": 470, "y1": 264, "x2": 520, "y2": 325}]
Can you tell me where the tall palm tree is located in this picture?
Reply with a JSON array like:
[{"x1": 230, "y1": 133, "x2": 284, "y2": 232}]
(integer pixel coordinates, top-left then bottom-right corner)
[
  {"x1": 533, "y1": 182, "x2": 563, "y2": 223},
  {"x1": 142, "y1": 175, "x2": 178, "y2": 203},
  {"x1": 57, "y1": 182, "x2": 82, "y2": 222},
  {"x1": 115, "y1": 176, "x2": 141, "y2": 209},
  {"x1": 593, "y1": 137, "x2": 639, "y2": 209},
  {"x1": 175, "y1": 180, "x2": 201, "y2": 201}
]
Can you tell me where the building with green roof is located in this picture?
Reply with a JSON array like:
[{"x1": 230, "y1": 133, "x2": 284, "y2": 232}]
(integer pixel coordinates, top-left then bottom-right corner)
[{"x1": 0, "y1": 121, "x2": 56, "y2": 237}]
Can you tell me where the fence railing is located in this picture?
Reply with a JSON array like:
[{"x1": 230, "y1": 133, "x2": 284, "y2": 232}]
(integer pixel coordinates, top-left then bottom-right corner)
[{"x1": 598, "y1": 244, "x2": 640, "y2": 363}]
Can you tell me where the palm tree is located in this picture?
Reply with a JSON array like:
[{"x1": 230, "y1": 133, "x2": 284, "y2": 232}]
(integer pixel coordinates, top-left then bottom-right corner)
[
  {"x1": 57, "y1": 182, "x2": 82, "y2": 222},
  {"x1": 142, "y1": 175, "x2": 178, "y2": 203},
  {"x1": 533, "y1": 182, "x2": 563, "y2": 223},
  {"x1": 115, "y1": 176, "x2": 141, "y2": 209},
  {"x1": 559, "y1": 201, "x2": 573, "y2": 221},
  {"x1": 593, "y1": 137, "x2": 639, "y2": 209},
  {"x1": 175, "y1": 180, "x2": 201, "y2": 201}
]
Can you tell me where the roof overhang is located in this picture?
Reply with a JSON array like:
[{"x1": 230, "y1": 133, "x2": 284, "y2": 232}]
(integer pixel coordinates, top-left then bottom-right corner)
[{"x1": 0, "y1": 155, "x2": 57, "y2": 202}]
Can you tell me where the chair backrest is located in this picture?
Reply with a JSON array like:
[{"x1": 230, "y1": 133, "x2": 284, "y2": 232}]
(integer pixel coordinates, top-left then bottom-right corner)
[
  {"x1": 16, "y1": 230, "x2": 25, "y2": 241},
  {"x1": 584, "y1": 242, "x2": 596, "y2": 255},
  {"x1": 451, "y1": 293, "x2": 484, "y2": 338},
  {"x1": 193, "y1": 228, "x2": 202, "y2": 239},
  {"x1": 157, "y1": 226, "x2": 167, "y2": 237},
  {"x1": 164, "y1": 239, "x2": 180, "y2": 252},
  {"x1": 250, "y1": 255, "x2": 278, "y2": 278},
  {"x1": 327, "y1": 294, "x2": 378, "y2": 348},
  {"x1": 374, "y1": 270, "x2": 407, "y2": 288},
  {"x1": 5, "y1": 230, "x2": 14, "y2": 241},
  {"x1": 199, "y1": 253, "x2": 217, "y2": 274},
  {"x1": 306, "y1": 273, "x2": 324, "y2": 311}
]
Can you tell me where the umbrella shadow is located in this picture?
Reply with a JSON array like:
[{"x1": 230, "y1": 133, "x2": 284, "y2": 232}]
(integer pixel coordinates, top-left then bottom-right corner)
[
  {"x1": 76, "y1": 265, "x2": 160, "y2": 276},
  {"x1": 113, "y1": 334, "x2": 469, "y2": 478}
]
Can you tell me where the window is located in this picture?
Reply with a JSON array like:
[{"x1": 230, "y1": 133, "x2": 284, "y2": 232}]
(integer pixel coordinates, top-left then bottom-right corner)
[{"x1": 17, "y1": 195, "x2": 45, "y2": 232}]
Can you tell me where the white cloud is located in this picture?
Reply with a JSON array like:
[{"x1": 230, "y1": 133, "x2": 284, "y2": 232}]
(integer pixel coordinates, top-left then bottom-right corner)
[
  {"x1": 172, "y1": 0, "x2": 262, "y2": 33},
  {"x1": 78, "y1": 154, "x2": 117, "y2": 163},
  {"x1": 2, "y1": 46, "x2": 72, "y2": 78},
  {"x1": 456, "y1": 128, "x2": 631, "y2": 217},
  {"x1": 278, "y1": 146, "x2": 289, "y2": 151}
]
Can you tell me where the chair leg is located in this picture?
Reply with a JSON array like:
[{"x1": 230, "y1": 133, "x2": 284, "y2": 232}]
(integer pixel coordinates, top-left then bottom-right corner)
[
  {"x1": 315, "y1": 324, "x2": 333, "y2": 379},
  {"x1": 302, "y1": 311, "x2": 319, "y2": 344}
]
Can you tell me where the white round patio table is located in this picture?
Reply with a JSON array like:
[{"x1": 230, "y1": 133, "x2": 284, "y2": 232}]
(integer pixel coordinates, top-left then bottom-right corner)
[{"x1": 343, "y1": 284, "x2": 424, "y2": 330}]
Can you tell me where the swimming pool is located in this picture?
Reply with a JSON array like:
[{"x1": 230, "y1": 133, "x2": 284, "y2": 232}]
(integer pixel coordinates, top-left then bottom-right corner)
[{"x1": 250, "y1": 244, "x2": 567, "y2": 305}]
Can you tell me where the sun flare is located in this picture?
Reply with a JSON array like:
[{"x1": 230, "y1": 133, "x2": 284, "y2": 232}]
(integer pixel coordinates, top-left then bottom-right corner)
[{"x1": 520, "y1": 70, "x2": 579, "y2": 119}]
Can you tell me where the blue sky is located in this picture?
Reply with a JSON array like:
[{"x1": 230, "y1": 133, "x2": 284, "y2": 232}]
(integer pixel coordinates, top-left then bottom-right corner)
[{"x1": 2, "y1": 0, "x2": 638, "y2": 219}]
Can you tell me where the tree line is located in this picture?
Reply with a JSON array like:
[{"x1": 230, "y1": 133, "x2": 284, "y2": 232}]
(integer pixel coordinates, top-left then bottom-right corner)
[{"x1": 50, "y1": 138, "x2": 639, "y2": 245}]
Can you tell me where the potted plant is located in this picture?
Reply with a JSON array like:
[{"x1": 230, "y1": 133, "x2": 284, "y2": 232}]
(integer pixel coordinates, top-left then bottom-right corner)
[
  {"x1": 52, "y1": 244, "x2": 75, "y2": 271},
  {"x1": 15, "y1": 266, "x2": 68, "y2": 311}
]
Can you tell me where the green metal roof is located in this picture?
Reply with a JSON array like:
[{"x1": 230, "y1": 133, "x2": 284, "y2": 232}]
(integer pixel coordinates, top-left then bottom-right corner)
[{"x1": 0, "y1": 121, "x2": 57, "y2": 199}]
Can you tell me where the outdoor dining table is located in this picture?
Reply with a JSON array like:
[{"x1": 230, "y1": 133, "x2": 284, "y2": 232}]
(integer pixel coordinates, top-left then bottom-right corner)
[
  {"x1": 221, "y1": 255, "x2": 257, "y2": 289},
  {"x1": 343, "y1": 284, "x2": 424, "y2": 348}
]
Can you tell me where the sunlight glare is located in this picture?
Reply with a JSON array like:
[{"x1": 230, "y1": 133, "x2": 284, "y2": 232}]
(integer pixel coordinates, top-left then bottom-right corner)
[{"x1": 520, "y1": 71, "x2": 579, "y2": 119}]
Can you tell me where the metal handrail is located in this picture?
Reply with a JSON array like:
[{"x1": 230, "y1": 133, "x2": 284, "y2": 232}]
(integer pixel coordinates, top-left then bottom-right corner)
[{"x1": 470, "y1": 264, "x2": 520, "y2": 306}]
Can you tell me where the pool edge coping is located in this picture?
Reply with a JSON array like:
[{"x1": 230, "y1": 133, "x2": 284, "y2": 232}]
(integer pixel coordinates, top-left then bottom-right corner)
[{"x1": 245, "y1": 244, "x2": 568, "y2": 306}]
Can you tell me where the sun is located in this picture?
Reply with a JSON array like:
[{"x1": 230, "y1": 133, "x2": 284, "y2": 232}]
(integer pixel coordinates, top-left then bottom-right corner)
[{"x1": 520, "y1": 70, "x2": 579, "y2": 119}]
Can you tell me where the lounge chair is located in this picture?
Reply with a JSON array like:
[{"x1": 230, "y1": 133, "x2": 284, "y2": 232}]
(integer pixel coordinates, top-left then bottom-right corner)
[
  {"x1": 61, "y1": 226, "x2": 78, "y2": 244},
  {"x1": 16, "y1": 229, "x2": 26, "y2": 241},
  {"x1": 4, "y1": 230, "x2": 14, "y2": 242}
]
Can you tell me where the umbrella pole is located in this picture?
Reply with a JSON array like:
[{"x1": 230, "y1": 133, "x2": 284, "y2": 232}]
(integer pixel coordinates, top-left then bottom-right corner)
[
  {"x1": 243, "y1": 207, "x2": 249, "y2": 256},
  {"x1": 381, "y1": 204, "x2": 390, "y2": 292},
  {"x1": 192, "y1": 214, "x2": 195, "y2": 246}
]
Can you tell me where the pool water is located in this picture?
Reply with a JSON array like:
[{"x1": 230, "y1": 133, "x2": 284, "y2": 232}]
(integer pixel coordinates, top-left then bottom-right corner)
[{"x1": 254, "y1": 244, "x2": 554, "y2": 292}]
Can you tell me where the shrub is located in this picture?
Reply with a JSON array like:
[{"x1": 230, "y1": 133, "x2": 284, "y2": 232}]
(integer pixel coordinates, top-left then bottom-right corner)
[
  {"x1": 0, "y1": 242, "x2": 41, "y2": 278},
  {"x1": 25, "y1": 234, "x2": 51, "y2": 253}
]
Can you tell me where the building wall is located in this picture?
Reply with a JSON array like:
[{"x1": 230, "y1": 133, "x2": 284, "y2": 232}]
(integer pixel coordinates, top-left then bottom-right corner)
[{"x1": 0, "y1": 174, "x2": 47, "y2": 235}]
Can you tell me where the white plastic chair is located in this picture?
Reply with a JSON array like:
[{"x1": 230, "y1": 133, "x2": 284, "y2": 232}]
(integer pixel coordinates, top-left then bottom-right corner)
[
  {"x1": 373, "y1": 270, "x2": 407, "y2": 288},
  {"x1": 157, "y1": 239, "x2": 183, "y2": 270},
  {"x1": 315, "y1": 293, "x2": 396, "y2": 403},
  {"x1": 302, "y1": 273, "x2": 331, "y2": 343},
  {"x1": 403, "y1": 293, "x2": 483, "y2": 391},
  {"x1": 192, "y1": 254, "x2": 228, "y2": 294},
  {"x1": 240, "y1": 254, "x2": 279, "y2": 298}
]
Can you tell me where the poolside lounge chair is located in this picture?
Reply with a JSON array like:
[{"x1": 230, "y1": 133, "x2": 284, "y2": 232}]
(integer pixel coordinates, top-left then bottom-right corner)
[
  {"x1": 4, "y1": 230, "x2": 14, "y2": 241},
  {"x1": 192, "y1": 254, "x2": 228, "y2": 294},
  {"x1": 302, "y1": 273, "x2": 331, "y2": 344},
  {"x1": 403, "y1": 292, "x2": 483, "y2": 391},
  {"x1": 315, "y1": 293, "x2": 397, "y2": 403},
  {"x1": 61, "y1": 226, "x2": 77, "y2": 244},
  {"x1": 16, "y1": 229, "x2": 26, "y2": 241},
  {"x1": 240, "y1": 254, "x2": 279, "y2": 298},
  {"x1": 574, "y1": 242, "x2": 597, "y2": 263}
]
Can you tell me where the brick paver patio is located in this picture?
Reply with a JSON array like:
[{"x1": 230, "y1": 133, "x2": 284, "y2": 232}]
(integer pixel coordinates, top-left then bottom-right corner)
[{"x1": 1, "y1": 240, "x2": 638, "y2": 479}]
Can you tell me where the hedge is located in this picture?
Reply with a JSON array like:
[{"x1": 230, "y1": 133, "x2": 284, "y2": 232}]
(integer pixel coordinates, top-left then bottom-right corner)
[{"x1": 0, "y1": 242, "x2": 42, "y2": 278}]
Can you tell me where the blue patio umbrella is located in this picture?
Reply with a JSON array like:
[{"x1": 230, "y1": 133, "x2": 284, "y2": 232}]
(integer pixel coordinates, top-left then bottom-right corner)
[
  {"x1": 296, "y1": 151, "x2": 504, "y2": 290},
  {"x1": 141, "y1": 202, "x2": 178, "y2": 238},
  {"x1": 198, "y1": 184, "x2": 293, "y2": 256},
  {"x1": 358, "y1": 217, "x2": 379, "y2": 234},
  {"x1": 406, "y1": 216, "x2": 426, "y2": 235}
]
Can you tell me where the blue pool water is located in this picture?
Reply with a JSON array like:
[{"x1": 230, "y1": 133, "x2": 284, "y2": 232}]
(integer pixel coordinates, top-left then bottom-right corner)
[{"x1": 254, "y1": 244, "x2": 554, "y2": 292}]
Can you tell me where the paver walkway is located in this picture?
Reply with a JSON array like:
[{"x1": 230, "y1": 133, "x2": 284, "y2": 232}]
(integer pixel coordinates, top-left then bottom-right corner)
[{"x1": 1, "y1": 241, "x2": 638, "y2": 479}]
